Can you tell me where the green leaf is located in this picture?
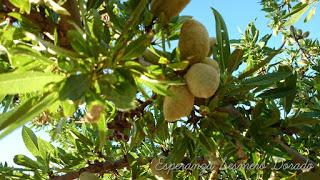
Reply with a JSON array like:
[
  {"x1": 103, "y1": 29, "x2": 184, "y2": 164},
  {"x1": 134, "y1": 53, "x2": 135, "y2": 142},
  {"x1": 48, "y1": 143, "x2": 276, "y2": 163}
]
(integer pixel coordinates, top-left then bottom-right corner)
[
  {"x1": 127, "y1": 152, "x2": 139, "y2": 166},
  {"x1": 105, "y1": 4, "x2": 125, "y2": 31},
  {"x1": 88, "y1": 101, "x2": 107, "y2": 151},
  {"x1": 121, "y1": 35, "x2": 151, "y2": 61},
  {"x1": 167, "y1": 61, "x2": 189, "y2": 71},
  {"x1": 227, "y1": 49, "x2": 244, "y2": 73},
  {"x1": 136, "y1": 75, "x2": 171, "y2": 96},
  {"x1": 198, "y1": 131, "x2": 216, "y2": 152},
  {"x1": 87, "y1": 0, "x2": 104, "y2": 9},
  {"x1": 92, "y1": 9, "x2": 110, "y2": 43},
  {"x1": 69, "y1": 129, "x2": 94, "y2": 147},
  {"x1": 212, "y1": 8, "x2": 230, "y2": 70},
  {"x1": 37, "y1": 138, "x2": 54, "y2": 170},
  {"x1": 130, "y1": 118, "x2": 146, "y2": 149},
  {"x1": 158, "y1": 57, "x2": 170, "y2": 64},
  {"x1": 0, "y1": 93, "x2": 59, "y2": 138},
  {"x1": 283, "y1": 73, "x2": 297, "y2": 114},
  {"x1": 284, "y1": 4, "x2": 310, "y2": 27},
  {"x1": 59, "y1": 74, "x2": 91, "y2": 101},
  {"x1": 258, "y1": 87, "x2": 295, "y2": 99},
  {"x1": 67, "y1": 30, "x2": 91, "y2": 56},
  {"x1": 168, "y1": 136, "x2": 188, "y2": 163},
  {"x1": 0, "y1": 95, "x2": 5, "y2": 102},
  {"x1": 25, "y1": 32, "x2": 82, "y2": 58},
  {"x1": 142, "y1": 49, "x2": 160, "y2": 64},
  {"x1": 9, "y1": 0, "x2": 30, "y2": 13},
  {"x1": 13, "y1": 154, "x2": 41, "y2": 169},
  {"x1": 11, "y1": 54, "x2": 50, "y2": 71},
  {"x1": 61, "y1": 100, "x2": 76, "y2": 117},
  {"x1": 0, "y1": 72, "x2": 63, "y2": 95},
  {"x1": 113, "y1": 0, "x2": 148, "y2": 60},
  {"x1": 304, "y1": 7, "x2": 316, "y2": 23},
  {"x1": 100, "y1": 69, "x2": 137, "y2": 111},
  {"x1": 238, "y1": 50, "x2": 281, "y2": 80},
  {"x1": 9, "y1": 48, "x2": 54, "y2": 71},
  {"x1": 96, "y1": 114, "x2": 106, "y2": 151},
  {"x1": 124, "y1": 61, "x2": 147, "y2": 73},
  {"x1": 22, "y1": 126, "x2": 40, "y2": 157},
  {"x1": 243, "y1": 71, "x2": 292, "y2": 86},
  {"x1": 284, "y1": 112, "x2": 320, "y2": 127}
]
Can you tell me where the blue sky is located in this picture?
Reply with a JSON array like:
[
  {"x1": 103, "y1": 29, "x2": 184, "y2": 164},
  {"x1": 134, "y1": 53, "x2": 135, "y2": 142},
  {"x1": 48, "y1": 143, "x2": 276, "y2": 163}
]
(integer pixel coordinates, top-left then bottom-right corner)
[
  {"x1": 182, "y1": 0, "x2": 320, "y2": 45},
  {"x1": 183, "y1": 1, "x2": 270, "y2": 44},
  {"x1": 1, "y1": 0, "x2": 319, "y2": 166}
]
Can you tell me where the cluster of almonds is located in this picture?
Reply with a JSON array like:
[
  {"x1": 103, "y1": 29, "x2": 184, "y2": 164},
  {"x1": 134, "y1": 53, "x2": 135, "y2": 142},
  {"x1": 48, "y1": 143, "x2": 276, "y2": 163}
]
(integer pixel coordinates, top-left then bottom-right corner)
[
  {"x1": 150, "y1": 1, "x2": 220, "y2": 122},
  {"x1": 150, "y1": 0, "x2": 220, "y2": 179},
  {"x1": 163, "y1": 19, "x2": 220, "y2": 122}
]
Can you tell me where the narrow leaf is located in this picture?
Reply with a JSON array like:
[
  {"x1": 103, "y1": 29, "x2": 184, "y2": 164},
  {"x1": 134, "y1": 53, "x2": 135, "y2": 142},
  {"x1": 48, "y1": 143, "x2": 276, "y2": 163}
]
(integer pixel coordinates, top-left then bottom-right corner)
[
  {"x1": 70, "y1": 129, "x2": 94, "y2": 147},
  {"x1": 87, "y1": 0, "x2": 104, "y2": 9},
  {"x1": 168, "y1": 137, "x2": 188, "y2": 163},
  {"x1": 121, "y1": 35, "x2": 151, "y2": 61},
  {"x1": 97, "y1": 113, "x2": 106, "y2": 151},
  {"x1": 258, "y1": 87, "x2": 295, "y2": 99},
  {"x1": 0, "y1": 72, "x2": 63, "y2": 95},
  {"x1": 212, "y1": 8, "x2": 230, "y2": 70},
  {"x1": 92, "y1": 9, "x2": 110, "y2": 43},
  {"x1": 100, "y1": 70, "x2": 137, "y2": 111},
  {"x1": 243, "y1": 71, "x2": 292, "y2": 86},
  {"x1": 198, "y1": 132, "x2": 216, "y2": 152},
  {"x1": 284, "y1": 4, "x2": 310, "y2": 27},
  {"x1": 136, "y1": 75, "x2": 171, "y2": 96},
  {"x1": 22, "y1": 126, "x2": 40, "y2": 157},
  {"x1": 0, "y1": 93, "x2": 58, "y2": 138},
  {"x1": 167, "y1": 61, "x2": 189, "y2": 71},
  {"x1": 59, "y1": 74, "x2": 91, "y2": 101},
  {"x1": 67, "y1": 30, "x2": 91, "y2": 56},
  {"x1": 25, "y1": 32, "x2": 82, "y2": 58},
  {"x1": 13, "y1": 154, "x2": 41, "y2": 169},
  {"x1": 285, "y1": 112, "x2": 320, "y2": 127},
  {"x1": 238, "y1": 50, "x2": 281, "y2": 80},
  {"x1": 283, "y1": 73, "x2": 297, "y2": 114},
  {"x1": 304, "y1": 7, "x2": 316, "y2": 23},
  {"x1": 38, "y1": 138, "x2": 55, "y2": 162},
  {"x1": 227, "y1": 49, "x2": 244, "y2": 73}
]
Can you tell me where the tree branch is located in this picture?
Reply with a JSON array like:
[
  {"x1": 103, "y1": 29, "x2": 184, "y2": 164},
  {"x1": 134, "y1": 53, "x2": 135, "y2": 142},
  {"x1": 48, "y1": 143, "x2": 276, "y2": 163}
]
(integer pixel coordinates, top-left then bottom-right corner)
[
  {"x1": 2, "y1": 0, "x2": 55, "y2": 33},
  {"x1": 291, "y1": 29, "x2": 312, "y2": 62},
  {"x1": 2, "y1": 0, "x2": 82, "y2": 48},
  {"x1": 51, "y1": 157, "x2": 152, "y2": 180},
  {"x1": 274, "y1": 137, "x2": 317, "y2": 168},
  {"x1": 58, "y1": 0, "x2": 82, "y2": 48},
  {"x1": 50, "y1": 158, "x2": 129, "y2": 180}
]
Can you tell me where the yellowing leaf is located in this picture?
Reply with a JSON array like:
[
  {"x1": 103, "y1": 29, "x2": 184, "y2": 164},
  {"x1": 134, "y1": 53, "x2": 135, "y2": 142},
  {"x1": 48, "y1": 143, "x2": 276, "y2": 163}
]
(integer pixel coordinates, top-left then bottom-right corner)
[{"x1": 304, "y1": 7, "x2": 316, "y2": 23}]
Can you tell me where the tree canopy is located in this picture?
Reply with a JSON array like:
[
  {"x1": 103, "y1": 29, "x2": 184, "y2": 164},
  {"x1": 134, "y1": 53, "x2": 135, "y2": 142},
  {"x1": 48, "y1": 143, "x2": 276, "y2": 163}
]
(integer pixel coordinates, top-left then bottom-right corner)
[{"x1": 0, "y1": 0, "x2": 320, "y2": 179}]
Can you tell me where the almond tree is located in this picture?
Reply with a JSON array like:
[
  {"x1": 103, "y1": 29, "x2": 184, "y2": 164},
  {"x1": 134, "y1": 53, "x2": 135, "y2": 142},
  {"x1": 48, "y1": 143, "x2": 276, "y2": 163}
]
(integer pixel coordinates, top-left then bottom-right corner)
[{"x1": 0, "y1": 0, "x2": 320, "y2": 179}]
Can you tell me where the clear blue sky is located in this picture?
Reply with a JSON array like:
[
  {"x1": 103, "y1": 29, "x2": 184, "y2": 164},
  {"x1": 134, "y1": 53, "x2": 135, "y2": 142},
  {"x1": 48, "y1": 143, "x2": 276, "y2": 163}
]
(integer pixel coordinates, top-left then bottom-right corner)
[{"x1": 1, "y1": 0, "x2": 319, "y2": 166}]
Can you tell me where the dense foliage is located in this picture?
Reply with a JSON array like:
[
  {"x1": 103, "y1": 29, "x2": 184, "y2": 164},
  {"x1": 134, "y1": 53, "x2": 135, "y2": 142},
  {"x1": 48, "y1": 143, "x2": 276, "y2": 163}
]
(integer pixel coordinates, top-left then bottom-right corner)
[{"x1": 0, "y1": 0, "x2": 320, "y2": 179}]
